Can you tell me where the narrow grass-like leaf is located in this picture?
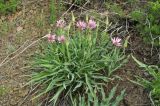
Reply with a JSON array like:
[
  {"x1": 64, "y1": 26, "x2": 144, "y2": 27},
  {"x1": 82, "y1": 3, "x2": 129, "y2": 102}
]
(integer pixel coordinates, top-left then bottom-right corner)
[
  {"x1": 49, "y1": 87, "x2": 64, "y2": 105},
  {"x1": 112, "y1": 89, "x2": 125, "y2": 106},
  {"x1": 85, "y1": 74, "x2": 95, "y2": 98}
]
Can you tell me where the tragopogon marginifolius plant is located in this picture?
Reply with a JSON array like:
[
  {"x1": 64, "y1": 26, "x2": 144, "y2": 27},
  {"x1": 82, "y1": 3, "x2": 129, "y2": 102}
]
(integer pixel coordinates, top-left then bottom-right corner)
[{"x1": 30, "y1": 16, "x2": 126, "y2": 105}]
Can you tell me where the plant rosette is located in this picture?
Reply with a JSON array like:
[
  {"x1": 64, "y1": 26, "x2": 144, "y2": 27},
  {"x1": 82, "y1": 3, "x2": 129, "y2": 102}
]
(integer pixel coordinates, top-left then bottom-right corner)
[{"x1": 30, "y1": 16, "x2": 126, "y2": 105}]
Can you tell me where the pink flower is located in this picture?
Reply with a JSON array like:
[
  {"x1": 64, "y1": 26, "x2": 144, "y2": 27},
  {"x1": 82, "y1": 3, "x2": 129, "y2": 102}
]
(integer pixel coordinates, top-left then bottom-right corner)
[
  {"x1": 57, "y1": 35, "x2": 66, "y2": 43},
  {"x1": 111, "y1": 37, "x2": 122, "y2": 47},
  {"x1": 88, "y1": 19, "x2": 96, "y2": 29},
  {"x1": 46, "y1": 34, "x2": 56, "y2": 42},
  {"x1": 56, "y1": 19, "x2": 66, "y2": 28},
  {"x1": 76, "y1": 21, "x2": 87, "y2": 30}
]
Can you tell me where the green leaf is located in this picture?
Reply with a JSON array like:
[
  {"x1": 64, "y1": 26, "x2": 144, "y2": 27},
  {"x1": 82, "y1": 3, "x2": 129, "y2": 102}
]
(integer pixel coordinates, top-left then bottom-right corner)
[
  {"x1": 132, "y1": 55, "x2": 147, "y2": 68},
  {"x1": 85, "y1": 74, "x2": 95, "y2": 98},
  {"x1": 124, "y1": 36, "x2": 130, "y2": 48},
  {"x1": 106, "y1": 85, "x2": 117, "y2": 103},
  {"x1": 73, "y1": 81, "x2": 82, "y2": 91},
  {"x1": 49, "y1": 87, "x2": 64, "y2": 105},
  {"x1": 112, "y1": 89, "x2": 125, "y2": 106}
]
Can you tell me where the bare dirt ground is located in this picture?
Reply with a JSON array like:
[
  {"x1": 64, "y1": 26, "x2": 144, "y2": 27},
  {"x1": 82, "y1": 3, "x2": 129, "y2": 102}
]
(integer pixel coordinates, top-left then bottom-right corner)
[
  {"x1": 0, "y1": 0, "x2": 50, "y2": 105},
  {"x1": 0, "y1": 0, "x2": 159, "y2": 106}
]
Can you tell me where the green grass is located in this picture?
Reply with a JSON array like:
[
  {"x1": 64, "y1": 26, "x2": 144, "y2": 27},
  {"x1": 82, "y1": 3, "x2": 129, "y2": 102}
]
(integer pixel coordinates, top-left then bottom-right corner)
[
  {"x1": 130, "y1": 1, "x2": 160, "y2": 46},
  {"x1": 0, "y1": 86, "x2": 8, "y2": 96},
  {"x1": 50, "y1": 0, "x2": 56, "y2": 24},
  {"x1": 73, "y1": 85, "x2": 125, "y2": 106},
  {"x1": 132, "y1": 55, "x2": 160, "y2": 105},
  {"x1": 0, "y1": 0, "x2": 20, "y2": 15},
  {"x1": 0, "y1": 20, "x2": 10, "y2": 35}
]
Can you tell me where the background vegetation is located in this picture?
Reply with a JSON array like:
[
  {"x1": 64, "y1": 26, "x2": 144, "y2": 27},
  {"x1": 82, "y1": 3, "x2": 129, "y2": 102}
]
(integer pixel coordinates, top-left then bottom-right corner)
[{"x1": 0, "y1": 0, "x2": 20, "y2": 14}]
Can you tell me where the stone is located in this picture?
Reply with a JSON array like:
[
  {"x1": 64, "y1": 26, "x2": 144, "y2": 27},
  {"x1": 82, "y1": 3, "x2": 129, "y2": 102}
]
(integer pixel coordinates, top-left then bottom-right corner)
[
  {"x1": 19, "y1": 89, "x2": 29, "y2": 97},
  {"x1": 10, "y1": 98, "x2": 18, "y2": 106}
]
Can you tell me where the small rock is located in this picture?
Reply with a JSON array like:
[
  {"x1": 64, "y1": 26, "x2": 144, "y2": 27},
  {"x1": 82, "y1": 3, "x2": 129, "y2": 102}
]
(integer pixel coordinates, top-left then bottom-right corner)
[
  {"x1": 13, "y1": 87, "x2": 19, "y2": 91},
  {"x1": 29, "y1": 10, "x2": 34, "y2": 14},
  {"x1": 16, "y1": 26, "x2": 23, "y2": 32},
  {"x1": 19, "y1": 83, "x2": 23, "y2": 88},
  {"x1": 1, "y1": 16, "x2": 6, "y2": 21},
  {"x1": 0, "y1": 75, "x2": 4, "y2": 80},
  {"x1": 19, "y1": 89, "x2": 29, "y2": 97},
  {"x1": 143, "y1": 71, "x2": 149, "y2": 77},
  {"x1": 10, "y1": 99, "x2": 18, "y2": 106},
  {"x1": 126, "y1": 70, "x2": 131, "y2": 75}
]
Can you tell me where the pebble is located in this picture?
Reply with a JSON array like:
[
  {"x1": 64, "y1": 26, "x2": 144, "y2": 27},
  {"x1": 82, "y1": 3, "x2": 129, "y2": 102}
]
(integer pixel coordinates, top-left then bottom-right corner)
[
  {"x1": 1, "y1": 16, "x2": 6, "y2": 21},
  {"x1": 19, "y1": 89, "x2": 29, "y2": 97},
  {"x1": 10, "y1": 99, "x2": 18, "y2": 106},
  {"x1": 13, "y1": 87, "x2": 19, "y2": 92},
  {"x1": 16, "y1": 26, "x2": 23, "y2": 32}
]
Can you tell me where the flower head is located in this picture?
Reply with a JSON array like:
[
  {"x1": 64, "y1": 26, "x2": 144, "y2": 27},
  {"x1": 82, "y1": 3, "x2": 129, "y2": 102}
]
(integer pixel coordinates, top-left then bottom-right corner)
[
  {"x1": 76, "y1": 21, "x2": 87, "y2": 30},
  {"x1": 56, "y1": 19, "x2": 66, "y2": 28},
  {"x1": 111, "y1": 37, "x2": 122, "y2": 47},
  {"x1": 46, "y1": 34, "x2": 56, "y2": 42},
  {"x1": 57, "y1": 35, "x2": 66, "y2": 43},
  {"x1": 88, "y1": 19, "x2": 96, "y2": 29}
]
